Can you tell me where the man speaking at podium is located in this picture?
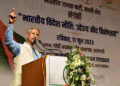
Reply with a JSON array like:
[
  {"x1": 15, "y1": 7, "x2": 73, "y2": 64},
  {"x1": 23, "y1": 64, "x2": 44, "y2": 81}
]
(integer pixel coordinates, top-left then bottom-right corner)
[{"x1": 5, "y1": 8, "x2": 42, "y2": 86}]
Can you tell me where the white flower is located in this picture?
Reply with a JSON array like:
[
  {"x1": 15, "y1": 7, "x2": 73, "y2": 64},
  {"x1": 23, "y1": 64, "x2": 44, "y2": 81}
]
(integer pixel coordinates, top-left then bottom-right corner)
[
  {"x1": 70, "y1": 63, "x2": 76, "y2": 69},
  {"x1": 70, "y1": 71, "x2": 74, "y2": 76},
  {"x1": 78, "y1": 68, "x2": 82, "y2": 72},
  {"x1": 68, "y1": 71, "x2": 74, "y2": 79},
  {"x1": 75, "y1": 76, "x2": 79, "y2": 81},
  {"x1": 71, "y1": 84, "x2": 75, "y2": 86},
  {"x1": 80, "y1": 61, "x2": 85, "y2": 66},
  {"x1": 68, "y1": 75, "x2": 72, "y2": 79},
  {"x1": 80, "y1": 74, "x2": 86, "y2": 81},
  {"x1": 74, "y1": 59, "x2": 81, "y2": 67},
  {"x1": 81, "y1": 81, "x2": 85, "y2": 86},
  {"x1": 71, "y1": 82, "x2": 75, "y2": 86},
  {"x1": 72, "y1": 48, "x2": 77, "y2": 52},
  {"x1": 73, "y1": 69, "x2": 77, "y2": 73},
  {"x1": 73, "y1": 54, "x2": 80, "y2": 60}
]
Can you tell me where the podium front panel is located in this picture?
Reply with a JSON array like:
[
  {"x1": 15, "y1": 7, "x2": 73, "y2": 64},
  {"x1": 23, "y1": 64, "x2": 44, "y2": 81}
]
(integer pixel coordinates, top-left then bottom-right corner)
[{"x1": 22, "y1": 58, "x2": 44, "y2": 86}]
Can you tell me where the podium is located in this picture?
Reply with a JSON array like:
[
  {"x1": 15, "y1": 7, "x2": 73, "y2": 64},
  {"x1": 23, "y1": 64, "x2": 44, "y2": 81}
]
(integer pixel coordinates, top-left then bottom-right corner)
[
  {"x1": 22, "y1": 57, "x2": 46, "y2": 86},
  {"x1": 22, "y1": 55, "x2": 67, "y2": 86}
]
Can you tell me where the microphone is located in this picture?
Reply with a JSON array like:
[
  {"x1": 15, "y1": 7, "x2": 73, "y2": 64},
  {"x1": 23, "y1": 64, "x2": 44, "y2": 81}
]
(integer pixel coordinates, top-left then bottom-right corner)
[
  {"x1": 34, "y1": 41, "x2": 50, "y2": 52},
  {"x1": 38, "y1": 40, "x2": 54, "y2": 55},
  {"x1": 38, "y1": 40, "x2": 64, "y2": 56}
]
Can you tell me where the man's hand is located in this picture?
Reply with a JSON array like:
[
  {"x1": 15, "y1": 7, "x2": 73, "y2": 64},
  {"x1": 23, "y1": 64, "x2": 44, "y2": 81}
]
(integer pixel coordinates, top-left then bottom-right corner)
[{"x1": 9, "y1": 8, "x2": 17, "y2": 24}]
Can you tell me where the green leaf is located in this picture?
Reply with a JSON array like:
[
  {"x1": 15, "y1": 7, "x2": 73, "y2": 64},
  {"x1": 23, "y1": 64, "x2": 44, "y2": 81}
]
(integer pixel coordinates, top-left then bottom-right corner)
[{"x1": 66, "y1": 53, "x2": 71, "y2": 59}]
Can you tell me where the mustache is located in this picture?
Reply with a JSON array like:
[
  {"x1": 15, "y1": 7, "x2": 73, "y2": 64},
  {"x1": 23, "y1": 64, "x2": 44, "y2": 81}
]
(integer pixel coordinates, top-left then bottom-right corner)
[{"x1": 33, "y1": 38, "x2": 37, "y2": 43}]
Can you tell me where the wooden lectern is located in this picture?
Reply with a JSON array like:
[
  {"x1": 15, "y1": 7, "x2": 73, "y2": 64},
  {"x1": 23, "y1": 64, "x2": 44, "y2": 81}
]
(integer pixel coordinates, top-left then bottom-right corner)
[
  {"x1": 22, "y1": 57, "x2": 46, "y2": 86},
  {"x1": 22, "y1": 55, "x2": 67, "y2": 86}
]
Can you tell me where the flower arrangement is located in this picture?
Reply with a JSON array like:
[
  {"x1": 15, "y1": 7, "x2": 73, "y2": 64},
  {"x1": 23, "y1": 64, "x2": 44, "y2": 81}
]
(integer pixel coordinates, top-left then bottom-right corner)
[{"x1": 64, "y1": 46, "x2": 95, "y2": 86}]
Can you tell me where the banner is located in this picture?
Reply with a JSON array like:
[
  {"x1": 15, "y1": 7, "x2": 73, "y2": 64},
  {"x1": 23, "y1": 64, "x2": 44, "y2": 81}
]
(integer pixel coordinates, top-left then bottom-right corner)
[{"x1": 0, "y1": 0, "x2": 120, "y2": 86}]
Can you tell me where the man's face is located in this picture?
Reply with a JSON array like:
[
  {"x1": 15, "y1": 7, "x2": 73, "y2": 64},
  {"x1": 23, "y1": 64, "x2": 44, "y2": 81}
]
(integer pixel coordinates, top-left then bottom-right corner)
[{"x1": 26, "y1": 29, "x2": 39, "y2": 44}]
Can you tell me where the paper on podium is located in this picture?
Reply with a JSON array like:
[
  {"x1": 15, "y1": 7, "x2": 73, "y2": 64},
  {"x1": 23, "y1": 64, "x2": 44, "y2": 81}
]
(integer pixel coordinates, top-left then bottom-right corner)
[{"x1": 46, "y1": 56, "x2": 67, "y2": 86}]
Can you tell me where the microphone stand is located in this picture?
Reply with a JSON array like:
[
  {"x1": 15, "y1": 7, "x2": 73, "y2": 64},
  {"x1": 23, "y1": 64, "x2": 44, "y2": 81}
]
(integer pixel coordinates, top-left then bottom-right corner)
[
  {"x1": 34, "y1": 41, "x2": 51, "y2": 56},
  {"x1": 34, "y1": 42, "x2": 48, "y2": 52},
  {"x1": 36, "y1": 40, "x2": 55, "y2": 55},
  {"x1": 38, "y1": 40, "x2": 64, "y2": 56}
]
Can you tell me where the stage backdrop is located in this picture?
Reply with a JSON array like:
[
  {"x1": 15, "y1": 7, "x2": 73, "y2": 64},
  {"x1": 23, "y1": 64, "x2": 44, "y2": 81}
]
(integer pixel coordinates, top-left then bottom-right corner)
[{"x1": 0, "y1": 0, "x2": 120, "y2": 86}]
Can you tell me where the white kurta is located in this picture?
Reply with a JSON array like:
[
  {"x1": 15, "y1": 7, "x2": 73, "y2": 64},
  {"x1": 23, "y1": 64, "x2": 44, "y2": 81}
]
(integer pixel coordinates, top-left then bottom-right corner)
[{"x1": 11, "y1": 42, "x2": 39, "y2": 86}]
